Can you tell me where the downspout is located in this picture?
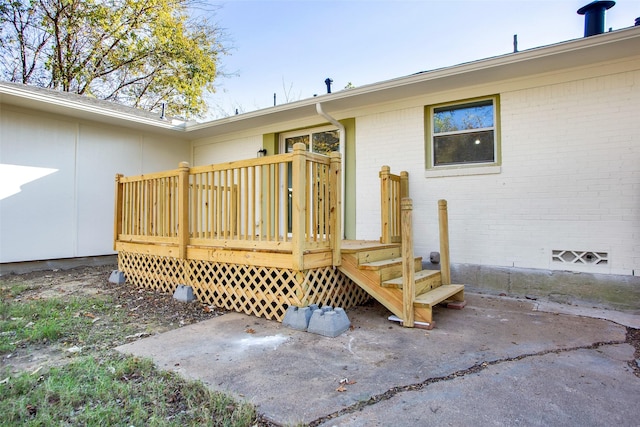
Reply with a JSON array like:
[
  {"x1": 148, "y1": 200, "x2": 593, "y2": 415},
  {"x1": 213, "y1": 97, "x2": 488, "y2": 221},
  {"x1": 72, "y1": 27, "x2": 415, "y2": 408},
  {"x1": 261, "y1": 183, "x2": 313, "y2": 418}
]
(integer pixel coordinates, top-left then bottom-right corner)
[{"x1": 316, "y1": 102, "x2": 345, "y2": 239}]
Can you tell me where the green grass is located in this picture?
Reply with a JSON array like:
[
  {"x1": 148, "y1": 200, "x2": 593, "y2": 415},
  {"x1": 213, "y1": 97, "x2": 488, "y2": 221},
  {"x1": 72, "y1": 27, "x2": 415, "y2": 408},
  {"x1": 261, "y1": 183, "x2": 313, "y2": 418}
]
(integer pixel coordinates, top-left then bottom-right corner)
[
  {"x1": 0, "y1": 295, "x2": 133, "y2": 354},
  {"x1": 0, "y1": 354, "x2": 256, "y2": 426},
  {"x1": 0, "y1": 280, "x2": 257, "y2": 426}
]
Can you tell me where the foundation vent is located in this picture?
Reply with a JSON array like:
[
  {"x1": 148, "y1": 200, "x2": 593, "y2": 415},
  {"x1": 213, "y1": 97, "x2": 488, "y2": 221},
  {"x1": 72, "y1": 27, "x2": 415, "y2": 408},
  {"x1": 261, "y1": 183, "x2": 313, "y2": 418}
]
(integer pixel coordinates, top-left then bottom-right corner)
[{"x1": 552, "y1": 250, "x2": 608, "y2": 265}]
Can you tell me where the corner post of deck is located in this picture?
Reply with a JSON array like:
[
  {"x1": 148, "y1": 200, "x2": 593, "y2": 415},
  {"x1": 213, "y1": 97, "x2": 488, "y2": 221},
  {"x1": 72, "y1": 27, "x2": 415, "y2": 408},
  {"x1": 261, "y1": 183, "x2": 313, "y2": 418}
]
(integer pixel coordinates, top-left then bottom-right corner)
[
  {"x1": 379, "y1": 165, "x2": 391, "y2": 244},
  {"x1": 401, "y1": 197, "x2": 415, "y2": 328},
  {"x1": 400, "y1": 171, "x2": 409, "y2": 200},
  {"x1": 114, "y1": 173, "x2": 124, "y2": 251},
  {"x1": 329, "y1": 151, "x2": 342, "y2": 266},
  {"x1": 178, "y1": 162, "x2": 190, "y2": 260},
  {"x1": 438, "y1": 199, "x2": 451, "y2": 285},
  {"x1": 291, "y1": 143, "x2": 306, "y2": 270}
]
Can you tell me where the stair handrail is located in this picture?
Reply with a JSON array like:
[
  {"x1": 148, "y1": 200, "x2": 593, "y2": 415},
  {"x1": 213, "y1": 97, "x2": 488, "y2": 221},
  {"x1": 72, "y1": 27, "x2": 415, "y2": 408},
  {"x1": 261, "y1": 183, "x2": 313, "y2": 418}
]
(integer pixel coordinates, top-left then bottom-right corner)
[{"x1": 379, "y1": 166, "x2": 409, "y2": 244}]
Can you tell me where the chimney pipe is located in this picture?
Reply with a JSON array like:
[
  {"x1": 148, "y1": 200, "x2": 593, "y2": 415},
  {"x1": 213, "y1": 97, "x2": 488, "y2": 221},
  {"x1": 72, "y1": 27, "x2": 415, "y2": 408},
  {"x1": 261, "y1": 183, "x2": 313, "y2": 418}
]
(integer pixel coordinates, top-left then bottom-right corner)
[{"x1": 577, "y1": 1, "x2": 615, "y2": 37}]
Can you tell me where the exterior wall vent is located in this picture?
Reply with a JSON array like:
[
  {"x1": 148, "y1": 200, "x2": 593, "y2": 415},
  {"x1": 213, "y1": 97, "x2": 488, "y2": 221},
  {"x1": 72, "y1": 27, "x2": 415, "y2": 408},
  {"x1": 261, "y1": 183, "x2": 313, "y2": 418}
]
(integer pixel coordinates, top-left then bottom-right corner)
[{"x1": 552, "y1": 250, "x2": 608, "y2": 265}]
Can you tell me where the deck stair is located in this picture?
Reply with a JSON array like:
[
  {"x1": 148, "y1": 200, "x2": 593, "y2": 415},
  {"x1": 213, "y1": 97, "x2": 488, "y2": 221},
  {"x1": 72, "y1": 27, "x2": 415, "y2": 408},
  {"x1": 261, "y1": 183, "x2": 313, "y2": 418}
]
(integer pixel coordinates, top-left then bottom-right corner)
[{"x1": 339, "y1": 242, "x2": 464, "y2": 326}]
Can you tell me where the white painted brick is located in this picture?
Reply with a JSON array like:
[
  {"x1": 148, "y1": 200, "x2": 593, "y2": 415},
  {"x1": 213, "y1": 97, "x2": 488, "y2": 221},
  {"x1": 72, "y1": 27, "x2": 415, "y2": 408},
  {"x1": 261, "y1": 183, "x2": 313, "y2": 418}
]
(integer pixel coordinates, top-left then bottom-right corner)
[{"x1": 355, "y1": 69, "x2": 640, "y2": 273}]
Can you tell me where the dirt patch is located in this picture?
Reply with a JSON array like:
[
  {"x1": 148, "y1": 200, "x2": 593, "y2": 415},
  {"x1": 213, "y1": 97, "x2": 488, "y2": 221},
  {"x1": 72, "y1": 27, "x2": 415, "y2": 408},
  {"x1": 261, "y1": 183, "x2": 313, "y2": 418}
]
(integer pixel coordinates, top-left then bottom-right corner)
[{"x1": 1, "y1": 264, "x2": 225, "y2": 374}]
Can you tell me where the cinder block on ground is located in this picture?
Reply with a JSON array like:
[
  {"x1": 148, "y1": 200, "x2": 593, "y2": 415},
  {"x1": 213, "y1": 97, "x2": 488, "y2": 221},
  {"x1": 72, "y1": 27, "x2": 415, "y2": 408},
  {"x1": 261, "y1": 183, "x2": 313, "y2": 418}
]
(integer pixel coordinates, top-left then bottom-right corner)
[
  {"x1": 108, "y1": 270, "x2": 125, "y2": 284},
  {"x1": 282, "y1": 304, "x2": 319, "y2": 331},
  {"x1": 447, "y1": 300, "x2": 467, "y2": 310},
  {"x1": 307, "y1": 307, "x2": 351, "y2": 338},
  {"x1": 173, "y1": 284, "x2": 196, "y2": 302}
]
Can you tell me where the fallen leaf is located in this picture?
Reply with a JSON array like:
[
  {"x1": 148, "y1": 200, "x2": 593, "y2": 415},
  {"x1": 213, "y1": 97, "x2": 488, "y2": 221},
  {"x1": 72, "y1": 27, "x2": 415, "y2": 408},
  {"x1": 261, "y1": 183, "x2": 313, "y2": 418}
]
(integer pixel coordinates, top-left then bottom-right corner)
[
  {"x1": 245, "y1": 328, "x2": 256, "y2": 334},
  {"x1": 335, "y1": 385, "x2": 347, "y2": 392},
  {"x1": 84, "y1": 312, "x2": 95, "y2": 319},
  {"x1": 347, "y1": 380, "x2": 357, "y2": 385}
]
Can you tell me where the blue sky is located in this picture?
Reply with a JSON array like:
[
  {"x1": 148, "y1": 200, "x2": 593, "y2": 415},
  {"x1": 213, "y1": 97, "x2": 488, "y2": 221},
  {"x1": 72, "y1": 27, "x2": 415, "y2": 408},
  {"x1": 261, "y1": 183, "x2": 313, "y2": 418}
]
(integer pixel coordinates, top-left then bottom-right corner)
[{"x1": 205, "y1": 0, "x2": 639, "y2": 119}]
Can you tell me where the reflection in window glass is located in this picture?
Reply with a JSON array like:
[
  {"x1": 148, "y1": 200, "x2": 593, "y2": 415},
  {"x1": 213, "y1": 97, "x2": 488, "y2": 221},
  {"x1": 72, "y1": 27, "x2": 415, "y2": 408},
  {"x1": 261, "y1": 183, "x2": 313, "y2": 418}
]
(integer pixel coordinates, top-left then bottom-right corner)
[
  {"x1": 434, "y1": 100, "x2": 493, "y2": 133},
  {"x1": 285, "y1": 135, "x2": 309, "y2": 152},
  {"x1": 312, "y1": 130, "x2": 340, "y2": 154}
]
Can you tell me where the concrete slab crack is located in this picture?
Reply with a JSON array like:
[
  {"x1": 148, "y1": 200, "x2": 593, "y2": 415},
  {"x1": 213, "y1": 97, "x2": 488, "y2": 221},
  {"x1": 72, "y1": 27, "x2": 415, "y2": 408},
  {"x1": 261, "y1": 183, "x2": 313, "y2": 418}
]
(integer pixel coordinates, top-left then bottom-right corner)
[{"x1": 306, "y1": 338, "x2": 629, "y2": 427}]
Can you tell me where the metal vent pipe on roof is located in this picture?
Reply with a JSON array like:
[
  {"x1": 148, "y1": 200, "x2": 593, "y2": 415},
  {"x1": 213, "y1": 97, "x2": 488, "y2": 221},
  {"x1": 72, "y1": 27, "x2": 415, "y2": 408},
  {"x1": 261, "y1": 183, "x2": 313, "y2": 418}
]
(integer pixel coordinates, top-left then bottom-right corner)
[
  {"x1": 325, "y1": 78, "x2": 333, "y2": 94},
  {"x1": 577, "y1": 1, "x2": 615, "y2": 37}
]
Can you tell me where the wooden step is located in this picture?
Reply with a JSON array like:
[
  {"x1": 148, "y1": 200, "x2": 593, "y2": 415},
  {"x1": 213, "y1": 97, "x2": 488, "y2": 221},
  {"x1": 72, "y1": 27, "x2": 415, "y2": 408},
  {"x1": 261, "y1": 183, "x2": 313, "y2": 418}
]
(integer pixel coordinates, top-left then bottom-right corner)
[
  {"x1": 358, "y1": 256, "x2": 422, "y2": 271},
  {"x1": 413, "y1": 284, "x2": 465, "y2": 309},
  {"x1": 382, "y1": 269, "x2": 441, "y2": 295},
  {"x1": 359, "y1": 256, "x2": 422, "y2": 282},
  {"x1": 354, "y1": 246, "x2": 402, "y2": 265}
]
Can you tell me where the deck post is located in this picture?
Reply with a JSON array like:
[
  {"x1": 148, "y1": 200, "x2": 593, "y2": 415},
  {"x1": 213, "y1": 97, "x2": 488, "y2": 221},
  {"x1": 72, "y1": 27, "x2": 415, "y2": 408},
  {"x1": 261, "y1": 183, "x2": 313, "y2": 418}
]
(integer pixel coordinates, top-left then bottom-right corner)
[
  {"x1": 291, "y1": 143, "x2": 306, "y2": 270},
  {"x1": 400, "y1": 171, "x2": 409, "y2": 200},
  {"x1": 113, "y1": 174, "x2": 124, "y2": 251},
  {"x1": 438, "y1": 199, "x2": 451, "y2": 285},
  {"x1": 329, "y1": 151, "x2": 342, "y2": 266},
  {"x1": 401, "y1": 197, "x2": 415, "y2": 328},
  {"x1": 178, "y1": 162, "x2": 190, "y2": 260},
  {"x1": 379, "y1": 165, "x2": 391, "y2": 244}
]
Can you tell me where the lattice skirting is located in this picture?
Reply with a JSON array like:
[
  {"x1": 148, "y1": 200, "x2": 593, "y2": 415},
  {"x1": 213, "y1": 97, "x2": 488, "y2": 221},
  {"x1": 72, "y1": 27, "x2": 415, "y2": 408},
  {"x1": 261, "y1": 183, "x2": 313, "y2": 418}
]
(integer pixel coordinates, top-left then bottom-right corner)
[{"x1": 118, "y1": 251, "x2": 370, "y2": 322}]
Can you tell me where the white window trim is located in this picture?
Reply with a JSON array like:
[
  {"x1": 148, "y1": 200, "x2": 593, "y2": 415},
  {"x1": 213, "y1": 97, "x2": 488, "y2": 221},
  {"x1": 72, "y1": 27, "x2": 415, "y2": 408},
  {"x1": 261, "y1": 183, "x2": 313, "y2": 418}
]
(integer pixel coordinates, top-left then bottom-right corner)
[{"x1": 427, "y1": 96, "x2": 500, "y2": 176}]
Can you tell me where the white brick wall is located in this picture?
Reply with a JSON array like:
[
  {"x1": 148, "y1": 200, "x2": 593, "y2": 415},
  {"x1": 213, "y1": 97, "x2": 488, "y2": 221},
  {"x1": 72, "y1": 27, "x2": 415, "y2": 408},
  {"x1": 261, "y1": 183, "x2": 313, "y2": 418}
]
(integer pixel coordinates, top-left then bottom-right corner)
[{"x1": 354, "y1": 70, "x2": 640, "y2": 275}]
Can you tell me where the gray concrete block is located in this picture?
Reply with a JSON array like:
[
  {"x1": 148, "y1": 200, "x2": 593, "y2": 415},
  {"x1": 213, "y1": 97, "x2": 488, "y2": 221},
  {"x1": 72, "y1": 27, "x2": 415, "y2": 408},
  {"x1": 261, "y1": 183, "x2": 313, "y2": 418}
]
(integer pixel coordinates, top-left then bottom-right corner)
[
  {"x1": 307, "y1": 307, "x2": 351, "y2": 338},
  {"x1": 282, "y1": 304, "x2": 318, "y2": 331},
  {"x1": 108, "y1": 270, "x2": 125, "y2": 284},
  {"x1": 173, "y1": 284, "x2": 196, "y2": 302}
]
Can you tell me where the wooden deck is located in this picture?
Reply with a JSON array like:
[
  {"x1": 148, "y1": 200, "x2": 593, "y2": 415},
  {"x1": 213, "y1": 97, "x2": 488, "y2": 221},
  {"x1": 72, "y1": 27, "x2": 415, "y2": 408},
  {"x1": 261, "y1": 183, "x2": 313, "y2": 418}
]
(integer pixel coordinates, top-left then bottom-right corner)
[{"x1": 114, "y1": 151, "x2": 464, "y2": 326}]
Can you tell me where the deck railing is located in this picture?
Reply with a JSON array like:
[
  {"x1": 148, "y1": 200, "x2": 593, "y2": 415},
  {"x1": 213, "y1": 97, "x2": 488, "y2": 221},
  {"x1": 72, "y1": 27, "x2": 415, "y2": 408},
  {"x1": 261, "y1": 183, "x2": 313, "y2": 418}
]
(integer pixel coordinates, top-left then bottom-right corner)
[
  {"x1": 379, "y1": 166, "x2": 409, "y2": 244},
  {"x1": 114, "y1": 142, "x2": 342, "y2": 269}
]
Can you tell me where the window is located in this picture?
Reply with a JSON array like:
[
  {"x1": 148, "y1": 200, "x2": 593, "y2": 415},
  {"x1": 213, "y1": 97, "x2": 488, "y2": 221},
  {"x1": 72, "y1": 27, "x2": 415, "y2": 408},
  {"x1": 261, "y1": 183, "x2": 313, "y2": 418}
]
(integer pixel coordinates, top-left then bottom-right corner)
[
  {"x1": 282, "y1": 126, "x2": 340, "y2": 155},
  {"x1": 428, "y1": 97, "x2": 499, "y2": 171}
]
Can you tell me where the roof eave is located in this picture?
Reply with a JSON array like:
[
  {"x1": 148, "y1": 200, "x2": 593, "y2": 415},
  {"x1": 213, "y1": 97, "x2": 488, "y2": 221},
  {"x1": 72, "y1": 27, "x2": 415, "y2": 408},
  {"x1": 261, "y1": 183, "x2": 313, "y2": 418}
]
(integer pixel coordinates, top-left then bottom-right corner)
[
  {"x1": 0, "y1": 83, "x2": 189, "y2": 137},
  {"x1": 186, "y1": 26, "x2": 640, "y2": 139}
]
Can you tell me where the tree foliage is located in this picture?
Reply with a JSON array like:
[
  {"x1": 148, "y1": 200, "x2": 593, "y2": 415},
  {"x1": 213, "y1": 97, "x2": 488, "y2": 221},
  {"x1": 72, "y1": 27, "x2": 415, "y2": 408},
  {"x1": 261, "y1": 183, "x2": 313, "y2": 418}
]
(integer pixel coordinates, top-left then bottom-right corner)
[{"x1": 0, "y1": 0, "x2": 226, "y2": 118}]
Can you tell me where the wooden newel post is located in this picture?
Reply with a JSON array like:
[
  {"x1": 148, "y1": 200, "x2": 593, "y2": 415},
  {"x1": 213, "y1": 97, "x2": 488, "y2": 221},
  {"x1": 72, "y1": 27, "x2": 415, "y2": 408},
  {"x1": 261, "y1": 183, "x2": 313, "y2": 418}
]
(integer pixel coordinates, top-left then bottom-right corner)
[
  {"x1": 113, "y1": 174, "x2": 124, "y2": 251},
  {"x1": 178, "y1": 162, "x2": 190, "y2": 260},
  {"x1": 438, "y1": 199, "x2": 451, "y2": 286},
  {"x1": 329, "y1": 151, "x2": 342, "y2": 267},
  {"x1": 379, "y1": 165, "x2": 391, "y2": 244},
  {"x1": 401, "y1": 197, "x2": 415, "y2": 328},
  {"x1": 400, "y1": 171, "x2": 409, "y2": 200},
  {"x1": 291, "y1": 143, "x2": 307, "y2": 271}
]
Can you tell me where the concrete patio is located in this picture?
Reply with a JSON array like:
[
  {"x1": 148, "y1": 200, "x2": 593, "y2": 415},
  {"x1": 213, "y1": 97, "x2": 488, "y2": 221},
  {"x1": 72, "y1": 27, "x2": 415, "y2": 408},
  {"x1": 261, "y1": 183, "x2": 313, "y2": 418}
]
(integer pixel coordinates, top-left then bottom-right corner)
[{"x1": 117, "y1": 293, "x2": 640, "y2": 426}]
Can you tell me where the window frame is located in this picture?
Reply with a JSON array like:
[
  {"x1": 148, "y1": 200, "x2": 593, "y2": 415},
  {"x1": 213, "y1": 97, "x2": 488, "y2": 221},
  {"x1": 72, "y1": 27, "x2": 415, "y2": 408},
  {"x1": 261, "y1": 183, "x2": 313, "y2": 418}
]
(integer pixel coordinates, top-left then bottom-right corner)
[{"x1": 425, "y1": 95, "x2": 501, "y2": 177}]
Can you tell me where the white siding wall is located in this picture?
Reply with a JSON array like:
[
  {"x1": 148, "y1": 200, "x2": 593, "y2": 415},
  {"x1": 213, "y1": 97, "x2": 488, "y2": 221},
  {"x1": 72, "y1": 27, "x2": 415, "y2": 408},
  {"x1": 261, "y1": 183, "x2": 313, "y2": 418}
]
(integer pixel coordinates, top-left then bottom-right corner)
[
  {"x1": 0, "y1": 106, "x2": 189, "y2": 263},
  {"x1": 193, "y1": 135, "x2": 262, "y2": 166},
  {"x1": 355, "y1": 70, "x2": 640, "y2": 276}
]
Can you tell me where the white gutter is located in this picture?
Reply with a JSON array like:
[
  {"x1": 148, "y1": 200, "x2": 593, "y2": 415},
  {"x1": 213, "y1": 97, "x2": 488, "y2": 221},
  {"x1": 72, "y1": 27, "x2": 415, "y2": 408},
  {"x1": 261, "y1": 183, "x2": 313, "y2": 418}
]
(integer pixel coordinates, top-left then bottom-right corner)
[{"x1": 316, "y1": 102, "x2": 345, "y2": 239}]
